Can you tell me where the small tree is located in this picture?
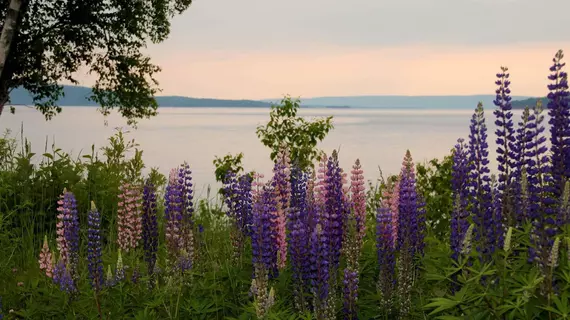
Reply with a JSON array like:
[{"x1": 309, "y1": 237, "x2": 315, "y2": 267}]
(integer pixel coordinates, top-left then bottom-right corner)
[{"x1": 256, "y1": 95, "x2": 333, "y2": 170}]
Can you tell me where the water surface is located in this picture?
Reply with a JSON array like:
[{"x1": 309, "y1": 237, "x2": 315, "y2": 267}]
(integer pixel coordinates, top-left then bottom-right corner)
[{"x1": 0, "y1": 107, "x2": 516, "y2": 196}]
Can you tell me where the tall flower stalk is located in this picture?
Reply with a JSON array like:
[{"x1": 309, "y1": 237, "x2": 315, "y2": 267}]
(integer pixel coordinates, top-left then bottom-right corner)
[
  {"x1": 493, "y1": 67, "x2": 517, "y2": 227},
  {"x1": 88, "y1": 201, "x2": 104, "y2": 292},
  {"x1": 56, "y1": 189, "x2": 79, "y2": 281},
  {"x1": 468, "y1": 103, "x2": 498, "y2": 261},
  {"x1": 350, "y1": 159, "x2": 366, "y2": 242},
  {"x1": 547, "y1": 50, "x2": 570, "y2": 197},
  {"x1": 397, "y1": 150, "x2": 424, "y2": 256},
  {"x1": 450, "y1": 139, "x2": 470, "y2": 262},
  {"x1": 117, "y1": 182, "x2": 143, "y2": 252},
  {"x1": 39, "y1": 235, "x2": 54, "y2": 278},
  {"x1": 396, "y1": 150, "x2": 423, "y2": 319},
  {"x1": 526, "y1": 100, "x2": 557, "y2": 275},
  {"x1": 288, "y1": 164, "x2": 311, "y2": 311},
  {"x1": 177, "y1": 162, "x2": 195, "y2": 272}
]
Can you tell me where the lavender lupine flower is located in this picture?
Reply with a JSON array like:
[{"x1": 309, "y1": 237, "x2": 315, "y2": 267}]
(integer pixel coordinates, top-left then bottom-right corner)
[
  {"x1": 397, "y1": 150, "x2": 425, "y2": 256},
  {"x1": 526, "y1": 100, "x2": 557, "y2": 268},
  {"x1": 87, "y1": 201, "x2": 104, "y2": 291},
  {"x1": 273, "y1": 148, "x2": 291, "y2": 270},
  {"x1": 467, "y1": 103, "x2": 497, "y2": 261},
  {"x1": 288, "y1": 164, "x2": 311, "y2": 311},
  {"x1": 376, "y1": 205, "x2": 396, "y2": 313},
  {"x1": 53, "y1": 259, "x2": 76, "y2": 294},
  {"x1": 164, "y1": 167, "x2": 183, "y2": 259},
  {"x1": 142, "y1": 180, "x2": 159, "y2": 278},
  {"x1": 450, "y1": 139, "x2": 471, "y2": 262},
  {"x1": 325, "y1": 150, "x2": 346, "y2": 271},
  {"x1": 58, "y1": 190, "x2": 80, "y2": 281},
  {"x1": 251, "y1": 182, "x2": 279, "y2": 279},
  {"x1": 547, "y1": 50, "x2": 570, "y2": 197},
  {"x1": 493, "y1": 67, "x2": 518, "y2": 227},
  {"x1": 0, "y1": 296, "x2": 3, "y2": 320},
  {"x1": 350, "y1": 159, "x2": 366, "y2": 242}
]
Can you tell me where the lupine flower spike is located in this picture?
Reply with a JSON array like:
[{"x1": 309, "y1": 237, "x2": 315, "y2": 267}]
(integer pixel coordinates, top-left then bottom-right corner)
[
  {"x1": 87, "y1": 201, "x2": 104, "y2": 291},
  {"x1": 39, "y1": 235, "x2": 54, "y2": 278},
  {"x1": 117, "y1": 182, "x2": 143, "y2": 252}
]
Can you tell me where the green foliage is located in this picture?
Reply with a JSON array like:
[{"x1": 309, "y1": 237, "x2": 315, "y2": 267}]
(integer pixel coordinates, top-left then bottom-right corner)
[
  {"x1": 212, "y1": 152, "x2": 245, "y2": 183},
  {"x1": 256, "y1": 96, "x2": 333, "y2": 170},
  {"x1": 416, "y1": 153, "x2": 454, "y2": 238},
  {"x1": 423, "y1": 224, "x2": 570, "y2": 319},
  {"x1": 0, "y1": 0, "x2": 193, "y2": 125}
]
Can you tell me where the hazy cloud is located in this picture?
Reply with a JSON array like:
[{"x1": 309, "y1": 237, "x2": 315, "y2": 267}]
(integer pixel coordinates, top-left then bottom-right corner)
[{"x1": 160, "y1": 0, "x2": 570, "y2": 51}]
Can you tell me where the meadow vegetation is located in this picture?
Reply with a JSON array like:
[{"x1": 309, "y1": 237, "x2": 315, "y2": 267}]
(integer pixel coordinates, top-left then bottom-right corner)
[{"x1": 1, "y1": 51, "x2": 570, "y2": 320}]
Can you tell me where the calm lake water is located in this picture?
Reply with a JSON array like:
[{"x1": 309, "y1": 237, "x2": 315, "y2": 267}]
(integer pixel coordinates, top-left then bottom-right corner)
[{"x1": 0, "y1": 107, "x2": 523, "y2": 197}]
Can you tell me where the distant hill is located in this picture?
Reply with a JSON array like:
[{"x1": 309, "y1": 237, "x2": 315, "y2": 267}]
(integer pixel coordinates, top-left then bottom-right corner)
[
  {"x1": 9, "y1": 85, "x2": 273, "y2": 108},
  {"x1": 264, "y1": 95, "x2": 532, "y2": 109},
  {"x1": 8, "y1": 85, "x2": 542, "y2": 110},
  {"x1": 511, "y1": 97, "x2": 545, "y2": 109}
]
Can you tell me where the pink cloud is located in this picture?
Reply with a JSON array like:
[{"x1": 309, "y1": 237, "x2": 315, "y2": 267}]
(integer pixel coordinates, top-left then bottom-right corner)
[{"x1": 77, "y1": 42, "x2": 570, "y2": 99}]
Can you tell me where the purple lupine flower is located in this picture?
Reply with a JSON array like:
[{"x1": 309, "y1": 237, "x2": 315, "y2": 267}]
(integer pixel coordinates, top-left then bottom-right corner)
[
  {"x1": 526, "y1": 100, "x2": 557, "y2": 268},
  {"x1": 0, "y1": 296, "x2": 3, "y2": 320},
  {"x1": 343, "y1": 268, "x2": 358, "y2": 320},
  {"x1": 325, "y1": 150, "x2": 345, "y2": 271},
  {"x1": 397, "y1": 150, "x2": 425, "y2": 256},
  {"x1": 309, "y1": 220, "x2": 331, "y2": 315},
  {"x1": 450, "y1": 138, "x2": 470, "y2": 262},
  {"x1": 547, "y1": 50, "x2": 570, "y2": 198},
  {"x1": 288, "y1": 163, "x2": 311, "y2": 311},
  {"x1": 467, "y1": 103, "x2": 497, "y2": 261},
  {"x1": 164, "y1": 168, "x2": 183, "y2": 258},
  {"x1": 223, "y1": 171, "x2": 254, "y2": 261},
  {"x1": 493, "y1": 67, "x2": 517, "y2": 227},
  {"x1": 251, "y1": 182, "x2": 279, "y2": 279},
  {"x1": 87, "y1": 201, "x2": 104, "y2": 292},
  {"x1": 178, "y1": 162, "x2": 195, "y2": 269},
  {"x1": 142, "y1": 180, "x2": 159, "y2": 277},
  {"x1": 53, "y1": 259, "x2": 76, "y2": 294},
  {"x1": 376, "y1": 205, "x2": 396, "y2": 312},
  {"x1": 236, "y1": 174, "x2": 254, "y2": 235}
]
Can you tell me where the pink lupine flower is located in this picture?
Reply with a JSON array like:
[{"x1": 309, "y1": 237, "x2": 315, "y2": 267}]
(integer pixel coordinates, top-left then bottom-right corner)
[
  {"x1": 117, "y1": 182, "x2": 143, "y2": 252},
  {"x1": 350, "y1": 159, "x2": 366, "y2": 240},
  {"x1": 315, "y1": 153, "x2": 328, "y2": 207},
  {"x1": 252, "y1": 172, "x2": 265, "y2": 202},
  {"x1": 39, "y1": 235, "x2": 54, "y2": 278},
  {"x1": 383, "y1": 178, "x2": 400, "y2": 247}
]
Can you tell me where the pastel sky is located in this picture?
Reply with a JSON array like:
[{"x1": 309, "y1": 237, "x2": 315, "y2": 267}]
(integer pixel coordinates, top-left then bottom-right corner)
[{"x1": 130, "y1": 0, "x2": 570, "y2": 99}]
